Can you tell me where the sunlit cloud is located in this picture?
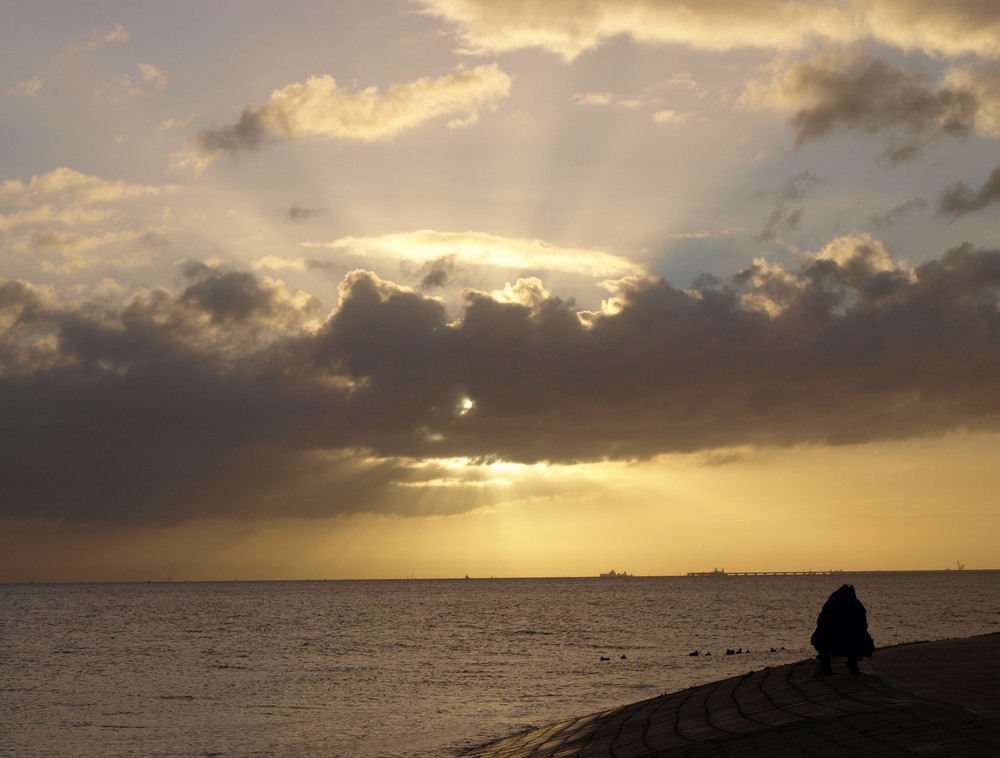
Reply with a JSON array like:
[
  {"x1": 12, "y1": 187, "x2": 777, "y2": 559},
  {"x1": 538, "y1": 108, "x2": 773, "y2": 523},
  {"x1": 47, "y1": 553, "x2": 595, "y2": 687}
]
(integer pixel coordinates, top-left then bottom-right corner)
[
  {"x1": 0, "y1": 204, "x2": 115, "y2": 232},
  {"x1": 253, "y1": 255, "x2": 312, "y2": 272},
  {"x1": 858, "y1": 0, "x2": 1000, "y2": 60},
  {"x1": 943, "y1": 63, "x2": 1000, "y2": 139},
  {"x1": 158, "y1": 114, "x2": 198, "y2": 132},
  {"x1": 651, "y1": 109, "x2": 701, "y2": 125},
  {"x1": 6, "y1": 76, "x2": 43, "y2": 97},
  {"x1": 811, "y1": 231, "x2": 898, "y2": 272},
  {"x1": 571, "y1": 91, "x2": 642, "y2": 109},
  {"x1": 0, "y1": 167, "x2": 165, "y2": 208},
  {"x1": 64, "y1": 23, "x2": 129, "y2": 54},
  {"x1": 415, "y1": 0, "x2": 856, "y2": 60},
  {"x1": 297, "y1": 229, "x2": 645, "y2": 279},
  {"x1": 571, "y1": 92, "x2": 616, "y2": 107},
  {"x1": 94, "y1": 63, "x2": 168, "y2": 102},
  {"x1": 658, "y1": 72, "x2": 699, "y2": 90},
  {"x1": 0, "y1": 168, "x2": 176, "y2": 274},
  {"x1": 177, "y1": 64, "x2": 511, "y2": 169},
  {"x1": 415, "y1": 0, "x2": 1000, "y2": 61}
]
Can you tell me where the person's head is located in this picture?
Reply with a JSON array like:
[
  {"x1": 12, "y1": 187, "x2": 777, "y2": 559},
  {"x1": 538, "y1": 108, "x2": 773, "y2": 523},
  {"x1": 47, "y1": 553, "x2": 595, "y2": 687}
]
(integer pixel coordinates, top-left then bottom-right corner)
[{"x1": 832, "y1": 584, "x2": 856, "y2": 597}]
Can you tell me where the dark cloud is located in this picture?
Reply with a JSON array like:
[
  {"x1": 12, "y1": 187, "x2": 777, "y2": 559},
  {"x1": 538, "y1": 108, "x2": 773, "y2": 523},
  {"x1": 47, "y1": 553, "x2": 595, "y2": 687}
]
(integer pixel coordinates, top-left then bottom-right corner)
[
  {"x1": 399, "y1": 255, "x2": 465, "y2": 290},
  {"x1": 781, "y1": 55, "x2": 977, "y2": 163},
  {"x1": 179, "y1": 262, "x2": 292, "y2": 324},
  {"x1": 195, "y1": 107, "x2": 271, "y2": 158},
  {"x1": 938, "y1": 166, "x2": 1000, "y2": 218},
  {"x1": 288, "y1": 205, "x2": 321, "y2": 221},
  {"x1": 3, "y1": 243, "x2": 1000, "y2": 524},
  {"x1": 754, "y1": 171, "x2": 820, "y2": 241},
  {"x1": 870, "y1": 196, "x2": 928, "y2": 227}
]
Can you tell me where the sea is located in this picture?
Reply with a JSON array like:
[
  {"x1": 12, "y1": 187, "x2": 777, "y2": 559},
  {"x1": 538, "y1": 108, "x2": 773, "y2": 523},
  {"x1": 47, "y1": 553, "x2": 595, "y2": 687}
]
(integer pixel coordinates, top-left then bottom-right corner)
[{"x1": 1, "y1": 572, "x2": 998, "y2": 757}]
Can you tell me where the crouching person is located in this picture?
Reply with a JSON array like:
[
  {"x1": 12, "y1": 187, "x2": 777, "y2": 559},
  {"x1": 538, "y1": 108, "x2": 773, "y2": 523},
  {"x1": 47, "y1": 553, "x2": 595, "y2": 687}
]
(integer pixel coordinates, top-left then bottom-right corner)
[{"x1": 811, "y1": 584, "x2": 875, "y2": 675}]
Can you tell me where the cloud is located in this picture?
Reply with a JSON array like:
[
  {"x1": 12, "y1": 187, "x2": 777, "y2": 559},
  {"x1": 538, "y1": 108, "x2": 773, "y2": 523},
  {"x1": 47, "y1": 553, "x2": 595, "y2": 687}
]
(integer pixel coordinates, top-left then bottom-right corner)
[
  {"x1": 414, "y1": 0, "x2": 856, "y2": 61},
  {"x1": 858, "y1": 0, "x2": 1000, "y2": 60},
  {"x1": 179, "y1": 64, "x2": 511, "y2": 169},
  {"x1": 4, "y1": 239, "x2": 1000, "y2": 523},
  {"x1": 0, "y1": 168, "x2": 174, "y2": 272},
  {"x1": 6, "y1": 76, "x2": 43, "y2": 97},
  {"x1": 301, "y1": 229, "x2": 645, "y2": 279},
  {"x1": 938, "y1": 166, "x2": 1000, "y2": 218},
  {"x1": 288, "y1": 205, "x2": 321, "y2": 221},
  {"x1": 571, "y1": 91, "x2": 641, "y2": 109},
  {"x1": 944, "y1": 63, "x2": 1000, "y2": 139},
  {"x1": 571, "y1": 92, "x2": 616, "y2": 107},
  {"x1": 754, "y1": 170, "x2": 822, "y2": 242},
  {"x1": 658, "y1": 73, "x2": 699, "y2": 90},
  {"x1": 94, "y1": 63, "x2": 168, "y2": 102},
  {"x1": 403, "y1": 255, "x2": 465, "y2": 290},
  {"x1": 253, "y1": 256, "x2": 312, "y2": 272},
  {"x1": 65, "y1": 23, "x2": 129, "y2": 54},
  {"x1": 415, "y1": 0, "x2": 1000, "y2": 61},
  {"x1": 651, "y1": 109, "x2": 701, "y2": 125},
  {"x1": 252, "y1": 256, "x2": 344, "y2": 274},
  {"x1": 30, "y1": 230, "x2": 145, "y2": 273},
  {"x1": 177, "y1": 261, "x2": 322, "y2": 328},
  {"x1": 742, "y1": 51, "x2": 978, "y2": 163},
  {"x1": 0, "y1": 167, "x2": 164, "y2": 209},
  {"x1": 870, "y1": 196, "x2": 928, "y2": 227}
]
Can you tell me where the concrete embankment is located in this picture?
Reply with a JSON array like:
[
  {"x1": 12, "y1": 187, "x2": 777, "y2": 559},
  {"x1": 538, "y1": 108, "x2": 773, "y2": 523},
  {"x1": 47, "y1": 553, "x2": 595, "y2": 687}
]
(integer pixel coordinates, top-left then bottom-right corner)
[{"x1": 467, "y1": 632, "x2": 1000, "y2": 757}]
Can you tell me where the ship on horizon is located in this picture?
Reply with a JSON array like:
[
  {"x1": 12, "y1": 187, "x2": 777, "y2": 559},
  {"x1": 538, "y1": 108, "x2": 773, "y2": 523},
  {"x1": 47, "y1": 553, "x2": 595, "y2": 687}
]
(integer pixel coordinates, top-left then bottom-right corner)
[
  {"x1": 686, "y1": 568, "x2": 728, "y2": 577},
  {"x1": 599, "y1": 569, "x2": 632, "y2": 578}
]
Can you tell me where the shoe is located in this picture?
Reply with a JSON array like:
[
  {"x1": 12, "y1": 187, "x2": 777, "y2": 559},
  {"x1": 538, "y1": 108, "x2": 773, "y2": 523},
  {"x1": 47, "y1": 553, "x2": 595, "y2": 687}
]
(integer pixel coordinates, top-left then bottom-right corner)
[{"x1": 818, "y1": 655, "x2": 832, "y2": 676}]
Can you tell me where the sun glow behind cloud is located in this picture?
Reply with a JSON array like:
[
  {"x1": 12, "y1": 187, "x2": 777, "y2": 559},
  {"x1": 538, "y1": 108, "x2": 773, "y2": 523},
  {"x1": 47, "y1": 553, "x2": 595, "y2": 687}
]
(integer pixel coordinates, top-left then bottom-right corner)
[
  {"x1": 3, "y1": 434, "x2": 996, "y2": 582},
  {"x1": 295, "y1": 229, "x2": 644, "y2": 279}
]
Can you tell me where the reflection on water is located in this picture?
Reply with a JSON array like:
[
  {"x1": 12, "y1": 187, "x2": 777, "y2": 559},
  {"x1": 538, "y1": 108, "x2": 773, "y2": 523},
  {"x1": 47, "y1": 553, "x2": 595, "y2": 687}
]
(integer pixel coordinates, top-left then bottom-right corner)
[{"x1": 2, "y1": 573, "x2": 997, "y2": 757}]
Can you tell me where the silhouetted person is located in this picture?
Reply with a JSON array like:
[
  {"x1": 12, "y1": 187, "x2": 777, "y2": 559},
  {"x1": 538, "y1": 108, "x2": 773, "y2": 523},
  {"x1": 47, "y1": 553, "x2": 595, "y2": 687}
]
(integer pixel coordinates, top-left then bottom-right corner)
[{"x1": 811, "y1": 584, "x2": 874, "y2": 675}]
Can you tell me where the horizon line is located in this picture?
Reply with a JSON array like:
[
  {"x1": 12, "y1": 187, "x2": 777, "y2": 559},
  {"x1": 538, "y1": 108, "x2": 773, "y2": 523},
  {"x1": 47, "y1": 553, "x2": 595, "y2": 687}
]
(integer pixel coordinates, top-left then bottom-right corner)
[{"x1": 4, "y1": 568, "x2": 1000, "y2": 586}]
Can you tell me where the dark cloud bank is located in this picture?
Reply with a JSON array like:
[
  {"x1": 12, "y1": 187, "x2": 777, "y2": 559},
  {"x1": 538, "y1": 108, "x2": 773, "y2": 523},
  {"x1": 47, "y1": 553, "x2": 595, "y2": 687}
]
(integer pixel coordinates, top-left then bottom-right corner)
[{"x1": 3, "y1": 241, "x2": 1000, "y2": 523}]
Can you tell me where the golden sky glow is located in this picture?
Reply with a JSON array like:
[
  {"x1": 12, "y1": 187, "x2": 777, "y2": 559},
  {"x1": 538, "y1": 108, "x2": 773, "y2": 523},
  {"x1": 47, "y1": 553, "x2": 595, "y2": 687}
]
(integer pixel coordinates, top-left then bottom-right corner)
[{"x1": 2, "y1": 1, "x2": 1000, "y2": 580}]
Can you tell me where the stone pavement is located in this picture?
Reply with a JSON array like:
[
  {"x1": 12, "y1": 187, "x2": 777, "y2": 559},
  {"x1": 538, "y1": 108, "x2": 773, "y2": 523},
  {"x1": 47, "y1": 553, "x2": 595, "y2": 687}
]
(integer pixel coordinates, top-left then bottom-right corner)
[{"x1": 466, "y1": 633, "x2": 1000, "y2": 757}]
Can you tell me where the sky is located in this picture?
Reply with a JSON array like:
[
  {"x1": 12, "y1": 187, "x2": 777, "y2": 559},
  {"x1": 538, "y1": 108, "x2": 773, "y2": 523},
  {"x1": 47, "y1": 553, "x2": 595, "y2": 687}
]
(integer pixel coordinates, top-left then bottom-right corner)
[{"x1": 2, "y1": 0, "x2": 1000, "y2": 582}]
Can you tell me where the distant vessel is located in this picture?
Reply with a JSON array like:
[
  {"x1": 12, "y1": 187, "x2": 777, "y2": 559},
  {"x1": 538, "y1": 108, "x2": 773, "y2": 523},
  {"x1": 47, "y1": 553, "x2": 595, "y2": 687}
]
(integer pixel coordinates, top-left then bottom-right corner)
[
  {"x1": 599, "y1": 569, "x2": 632, "y2": 578},
  {"x1": 686, "y1": 568, "x2": 728, "y2": 577}
]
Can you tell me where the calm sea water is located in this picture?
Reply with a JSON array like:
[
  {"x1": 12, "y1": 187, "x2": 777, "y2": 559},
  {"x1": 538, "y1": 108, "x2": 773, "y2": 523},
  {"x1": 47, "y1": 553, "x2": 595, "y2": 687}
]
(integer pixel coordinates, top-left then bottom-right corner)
[{"x1": 1, "y1": 572, "x2": 998, "y2": 757}]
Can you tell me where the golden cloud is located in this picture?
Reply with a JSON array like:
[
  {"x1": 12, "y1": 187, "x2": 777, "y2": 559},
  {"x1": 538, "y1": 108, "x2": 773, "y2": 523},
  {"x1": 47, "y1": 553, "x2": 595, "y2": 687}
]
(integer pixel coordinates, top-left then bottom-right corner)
[
  {"x1": 181, "y1": 64, "x2": 511, "y2": 169},
  {"x1": 944, "y1": 64, "x2": 1000, "y2": 139},
  {"x1": 415, "y1": 0, "x2": 1000, "y2": 60},
  {"x1": 301, "y1": 229, "x2": 645, "y2": 279},
  {"x1": 0, "y1": 167, "x2": 163, "y2": 208}
]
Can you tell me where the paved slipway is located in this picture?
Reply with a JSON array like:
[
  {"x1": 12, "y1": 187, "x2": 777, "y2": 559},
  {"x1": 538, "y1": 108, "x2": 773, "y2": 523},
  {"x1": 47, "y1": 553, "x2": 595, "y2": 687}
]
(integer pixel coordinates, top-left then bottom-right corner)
[{"x1": 466, "y1": 633, "x2": 1000, "y2": 757}]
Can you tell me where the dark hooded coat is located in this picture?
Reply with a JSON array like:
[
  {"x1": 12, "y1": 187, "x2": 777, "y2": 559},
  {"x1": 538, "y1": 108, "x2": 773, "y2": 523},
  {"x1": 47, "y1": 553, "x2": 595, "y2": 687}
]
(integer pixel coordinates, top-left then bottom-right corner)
[{"x1": 810, "y1": 584, "x2": 875, "y2": 659}]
